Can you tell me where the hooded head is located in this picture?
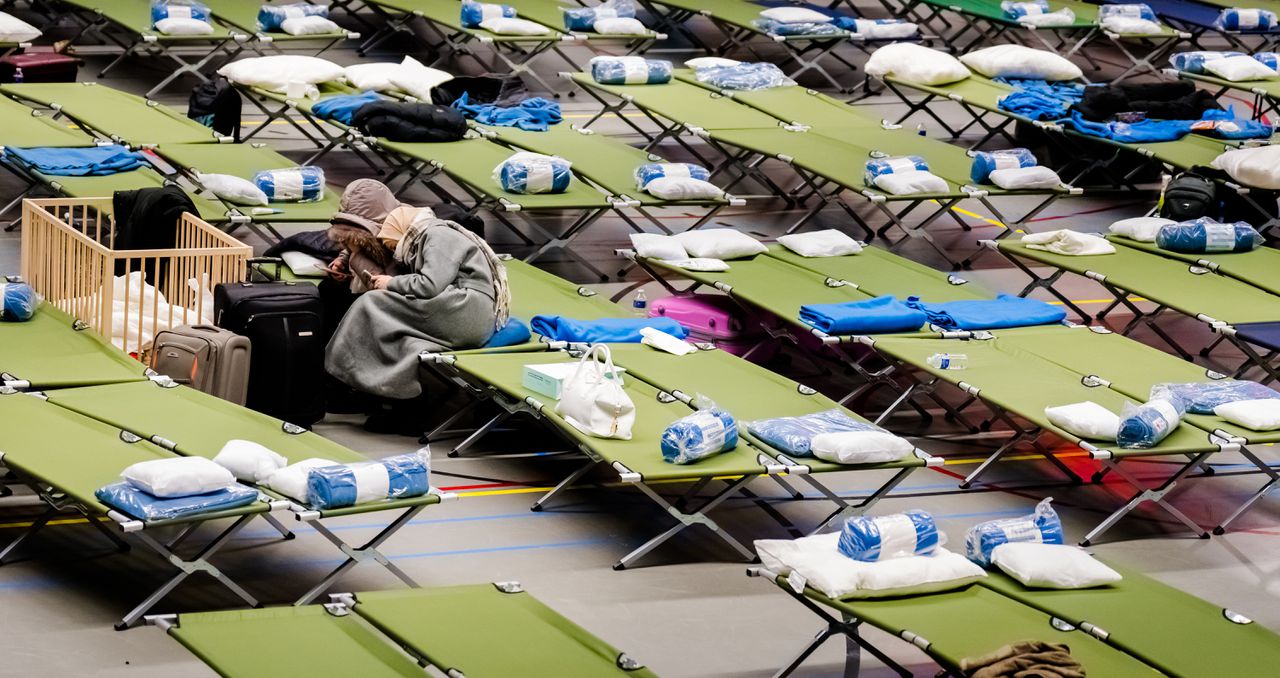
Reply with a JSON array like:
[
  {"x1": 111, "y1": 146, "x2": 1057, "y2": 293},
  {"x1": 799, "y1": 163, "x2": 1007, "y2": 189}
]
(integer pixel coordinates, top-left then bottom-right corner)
[{"x1": 329, "y1": 179, "x2": 403, "y2": 235}]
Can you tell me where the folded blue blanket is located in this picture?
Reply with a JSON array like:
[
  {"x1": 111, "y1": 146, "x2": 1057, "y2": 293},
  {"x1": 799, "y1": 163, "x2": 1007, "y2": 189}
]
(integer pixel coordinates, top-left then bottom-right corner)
[
  {"x1": 152, "y1": 0, "x2": 211, "y2": 24},
  {"x1": 564, "y1": 2, "x2": 636, "y2": 31},
  {"x1": 1217, "y1": 7, "x2": 1277, "y2": 31},
  {"x1": 1, "y1": 282, "x2": 38, "y2": 322},
  {"x1": 1255, "y1": 52, "x2": 1280, "y2": 70},
  {"x1": 96, "y1": 481, "x2": 258, "y2": 521},
  {"x1": 592, "y1": 58, "x2": 672, "y2": 85},
  {"x1": 747, "y1": 409, "x2": 879, "y2": 457},
  {"x1": 1156, "y1": 218, "x2": 1263, "y2": 253},
  {"x1": 461, "y1": 1, "x2": 516, "y2": 28},
  {"x1": 7, "y1": 145, "x2": 147, "y2": 176},
  {"x1": 904, "y1": 294, "x2": 1065, "y2": 330},
  {"x1": 311, "y1": 91, "x2": 382, "y2": 125},
  {"x1": 694, "y1": 62, "x2": 792, "y2": 91},
  {"x1": 258, "y1": 3, "x2": 329, "y2": 32},
  {"x1": 1117, "y1": 398, "x2": 1182, "y2": 449},
  {"x1": 1170, "y1": 50, "x2": 1245, "y2": 74},
  {"x1": 529, "y1": 315, "x2": 688, "y2": 343},
  {"x1": 754, "y1": 18, "x2": 844, "y2": 36},
  {"x1": 1152, "y1": 379, "x2": 1280, "y2": 414},
  {"x1": 1001, "y1": 0, "x2": 1049, "y2": 19},
  {"x1": 452, "y1": 92, "x2": 561, "y2": 132},
  {"x1": 798, "y1": 295, "x2": 927, "y2": 335},
  {"x1": 307, "y1": 453, "x2": 431, "y2": 510},
  {"x1": 839, "y1": 510, "x2": 940, "y2": 561},
  {"x1": 965, "y1": 498, "x2": 1062, "y2": 566},
  {"x1": 484, "y1": 317, "x2": 532, "y2": 347},
  {"x1": 864, "y1": 156, "x2": 929, "y2": 186},
  {"x1": 971, "y1": 148, "x2": 1037, "y2": 184}
]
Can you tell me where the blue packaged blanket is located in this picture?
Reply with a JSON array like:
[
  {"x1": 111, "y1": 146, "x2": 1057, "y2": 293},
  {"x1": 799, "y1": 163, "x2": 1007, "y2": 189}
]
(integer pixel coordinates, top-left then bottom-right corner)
[
  {"x1": 494, "y1": 152, "x2": 572, "y2": 194},
  {"x1": 1001, "y1": 0, "x2": 1049, "y2": 18},
  {"x1": 1217, "y1": 7, "x2": 1277, "y2": 31},
  {"x1": 484, "y1": 317, "x2": 532, "y2": 348},
  {"x1": 311, "y1": 91, "x2": 381, "y2": 125},
  {"x1": 971, "y1": 148, "x2": 1037, "y2": 184},
  {"x1": 747, "y1": 409, "x2": 880, "y2": 456},
  {"x1": 591, "y1": 57, "x2": 672, "y2": 85},
  {"x1": 1117, "y1": 398, "x2": 1183, "y2": 449},
  {"x1": 257, "y1": 3, "x2": 329, "y2": 32},
  {"x1": 1170, "y1": 51, "x2": 1245, "y2": 74},
  {"x1": 6, "y1": 145, "x2": 146, "y2": 177},
  {"x1": 964, "y1": 498, "x2": 1062, "y2": 566},
  {"x1": 1156, "y1": 218, "x2": 1263, "y2": 253},
  {"x1": 799, "y1": 295, "x2": 927, "y2": 335},
  {"x1": 306, "y1": 453, "x2": 431, "y2": 510},
  {"x1": 563, "y1": 0, "x2": 635, "y2": 30},
  {"x1": 1, "y1": 282, "x2": 38, "y2": 322},
  {"x1": 460, "y1": 1, "x2": 516, "y2": 28},
  {"x1": 1255, "y1": 52, "x2": 1280, "y2": 70},
  {"x1": 452, "y1": 92, "x2": 561, "y2": 131},
  {"x1": 661, "y1": 407, "x2": 739, "y2": 464},
  {"x1": 693, "y1": 62, "x2": 793, "y2": 91},
  {"x1": 864, "y1": 156, "x2": 929, "y2": 186},
  {"x1": 529, "y1": 315, "x2": 689, "y2": 343},
  {"x1": 96, "y1": 481, "x2": 258, "y2": 521},
  {"x1": 903, "y1": 294, "x2": 1064, "y2": 331},
  {"x1": 634, "y1": 162, "x2": 711, "y2": 190},
  {"x1": 839, "y1": 510, "x2": 941, "y2": 561},
  {"x1": 754, "y1": 18, "x2": 844, "y2": 36},
  {"x1": 254, "y1": 166, "x2": 325, "y2": 203},
  {"x1": 1099, "y1": 4, "x2": 1158, "y2": 22},
  {"x1": 151, "y1": 0, "x2": 211, "y2": 25},
  {"x1": 1150, "y1": 380, "x2": 1280, "y2": 414}
]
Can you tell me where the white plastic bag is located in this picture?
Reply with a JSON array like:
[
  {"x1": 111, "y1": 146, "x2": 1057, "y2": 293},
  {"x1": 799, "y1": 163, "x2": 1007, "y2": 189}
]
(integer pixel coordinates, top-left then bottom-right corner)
[{"x1": 555, "y1": 345, "x2": 636, "y2": 439}]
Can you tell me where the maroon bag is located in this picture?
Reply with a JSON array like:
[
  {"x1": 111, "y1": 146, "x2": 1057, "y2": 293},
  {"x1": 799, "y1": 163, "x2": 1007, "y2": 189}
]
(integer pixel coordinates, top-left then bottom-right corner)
[
  {"x1": 0, "y1": 53, "x2": 81, "y2": 83},
  {"x1": 648, "y1": 294, "x2": 780, "y2": 363}
]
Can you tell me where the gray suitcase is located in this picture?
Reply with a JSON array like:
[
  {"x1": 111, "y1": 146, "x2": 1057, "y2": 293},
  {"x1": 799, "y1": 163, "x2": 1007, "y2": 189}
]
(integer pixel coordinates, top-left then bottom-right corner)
[{"x1": 149, "y1": 324, "x2": 251, "y2": 405}]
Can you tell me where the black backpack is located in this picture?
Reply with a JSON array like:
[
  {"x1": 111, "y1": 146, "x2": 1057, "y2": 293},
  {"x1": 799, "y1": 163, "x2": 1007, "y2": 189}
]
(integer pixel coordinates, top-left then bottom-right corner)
[
  {"x1": 1159, "y1": 170, "x2": 1217, "y2": 221},
  {"x1": 188, "y1": 77, "x2": 241, "y2": 141}
]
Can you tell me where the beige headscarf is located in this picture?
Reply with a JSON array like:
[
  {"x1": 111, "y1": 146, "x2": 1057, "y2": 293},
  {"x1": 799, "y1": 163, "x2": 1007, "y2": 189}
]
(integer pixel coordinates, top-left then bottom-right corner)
[
  {"x1": 394, "y1": 209, "x2": 511, "y2": 330},
  {"x1": 377, "y1": 204, "x2": 429, "y2": 248}
]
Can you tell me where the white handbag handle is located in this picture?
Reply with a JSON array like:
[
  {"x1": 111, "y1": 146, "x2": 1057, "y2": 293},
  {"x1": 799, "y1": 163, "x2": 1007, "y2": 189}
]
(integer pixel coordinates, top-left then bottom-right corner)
[{"x1": 568, "y1": 343, "x2": 619, "y2": 385}]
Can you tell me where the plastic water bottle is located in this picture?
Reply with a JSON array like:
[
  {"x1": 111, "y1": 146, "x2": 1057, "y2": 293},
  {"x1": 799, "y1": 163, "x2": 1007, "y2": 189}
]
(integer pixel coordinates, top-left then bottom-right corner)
[
  {"x1": 926, "y1": 353, "x2": 967, "y2": 370},
  {"x1": 916, "y1": 122, "x2": 926, "y2": 137},
  {"x1": 632, "y1": 288, "x2": 648, "y2": 317},
  {"x1": 12, "y1": 68, "x2": 23, "y2": 84}
]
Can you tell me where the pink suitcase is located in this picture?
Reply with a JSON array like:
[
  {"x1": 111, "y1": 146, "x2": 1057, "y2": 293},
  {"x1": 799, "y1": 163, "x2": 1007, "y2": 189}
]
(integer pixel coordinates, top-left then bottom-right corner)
[{"x1": 649, "y1": 294, "x2": 779, "y2": 363}]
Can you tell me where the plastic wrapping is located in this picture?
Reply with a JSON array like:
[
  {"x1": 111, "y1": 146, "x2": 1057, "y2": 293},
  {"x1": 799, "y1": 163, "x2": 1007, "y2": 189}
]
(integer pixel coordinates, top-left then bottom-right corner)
[
  {"x1": 253, "y1": 166, "x2": 326, "y2": 203},
  {"x1": 693, "y1": 62, "x2": 795, "y2": 91},
  {"x1": 1170, "y1": 51, "x2": 1245, "y2": 74},
  {"x1": 1254, "y1": 52, "x2": 1280, "y2": 71},
  {"x1": 493, "y1": 151, "x2": 572, "y2": 194},
  {"x1": 306, "y1": 451, "x2": 431, "y2": 510},
  {"x1": 864, "y1": 156, "x2": 930, "y2": 186},
  {"x1": 1155, "y1": 218, "x2": 1263, "y2": 253},
  {"x1": 970, "y1": 148, "x2": 1038, "y2": 184},
  {"x1": 661, "y1": 397, "x2": 739, "y2": 464},
  {"x1": 151, "y1": 0, "x2": 211, "y2": 25},
  {"x1": 1001, "y1": 0, "x2": 1049, "y2": 19},
  {"x1": 1217, "y1": 7, "x2": 1277, "y2": 31},
  {"x1": 838, "y1": 510, "x2": 941, "y2": 562},
  {"x1": 460, "y1": 1, "x2": 516, "y2": 28},
  {"x1": 634, "y1": 162, "x2": 711, "y2": 190},
  {"x1": 833, "y1": 17, "x2": 920, "y2": 38},
  {"x1": 1, "y1": 282, "x2": 39, "y2": 322},
  {"x1": 754, "y1": 18, "x2": 844, "y2": 36},
  {"x1": 95, "y1": 481, "x2": 258, "y2": 522},
  {"x1": 964, "y1": 498, "x2": 1063, "y2": 567},
  {"x1": 1098, "y1": 4, "x2": 1158, "y2": 22},
  {"x1": 1150, "y1": 379, "x2": 1280, "y2": 414},
  {"x1": 746, "y1": 409, "x2": 881, "y2": 456},
  {"x1": 257, "y1": 3, "x2": 329, "y2": 32},
  {"x1": 1117, "y1": 398, "x2": 1184, "y2": 449},
  {"x1": 590, "y1": 57, "x2": 672, "y2": 85},
  {"x1": 563, "y1": 0, "x2": 635, "y2": 31}
]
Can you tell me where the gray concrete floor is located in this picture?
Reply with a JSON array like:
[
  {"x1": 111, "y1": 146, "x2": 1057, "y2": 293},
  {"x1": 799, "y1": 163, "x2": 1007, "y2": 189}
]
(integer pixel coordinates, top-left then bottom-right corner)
[{"x1": 1, "y1": 2, "x2": 1279, "y2": 676}]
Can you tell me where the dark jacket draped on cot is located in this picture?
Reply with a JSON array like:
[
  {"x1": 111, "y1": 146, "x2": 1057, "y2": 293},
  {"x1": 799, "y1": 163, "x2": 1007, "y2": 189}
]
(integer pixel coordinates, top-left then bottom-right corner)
[
  {"x1": 351, "y1": 101, "x2": 468, "y2": 143},
  {"x1": 111, "y1": 185, "x2": 198, "y2": 282},
  {"x1": 1072, "y1": 81, "x2": 1221, "y2": 122}
]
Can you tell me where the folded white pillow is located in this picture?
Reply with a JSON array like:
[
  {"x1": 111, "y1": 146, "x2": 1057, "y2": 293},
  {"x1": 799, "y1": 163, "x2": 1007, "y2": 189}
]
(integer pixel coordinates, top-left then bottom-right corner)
[
  {"x1": 873, "y1": 170, "x2": 949, "y2": 195},
  {"x1": 1109, "y1": 216, "x2": 1173, "y2": 242},
  {"x1": 992, "y1": 543, "x2": 1123, "y2": 589},
  {"x1": 213, "y1": 440, "x2": 288, "y2": 483},
  {"x1": 1205, "y1": 54, "x2": 1278, "y2": 82},
  {"x1": 1212, "y1": 145, "x2": 1280, "y2": 190},
  {"x1": 811, "y1": 430, "x2": 914, "y2": 465},
  {"x1": 593, "y1": 17, "x2": 648, "y2": 34},
  {"x1": 1022, "y1": 229, "x2": 1116, "y2": 256},
  {"x1": 388, "y1": 55, "x2": 454, "y2": 101},
  {"x1": 1045, "y1": 401, "x2": 1120, "y2": 440},
  {"x1": 675, "y1": 228, "x2": 768, "y2": 259},
  {"x1": 852, "y1": 19, "x2": 920, "y2": 39},
  {"x1": 282, "y1": 250, "x2": 330, "y2": 277},
  {"x1": 199, "y1": 172, "x2": 269, "y2": 206},
  {"x1": 0, "y1": 12, "x2": 41, "y2": 43},
  {"x1": 665, "y1": 258, "x2": 730, "y2": 271},
  {"x1": 989, "y1": 166, "x2": 1062, "y2": 190},
  {"x1": 218, "y1": 55, "x2": 345, "y2": 92},
  {"x1": 264, "y1": 458, "x2": 338, "y2": 501},
  {"x1": 756, "y1": 533, "x2": 986, "y2": 599},
  {"x1": 777, "y1": 229, "x2": 862, "y2": 257},
  {"x1": 960, "y1": 44, "x2": 1083, "y2": 81},
  {"x1": 630, "y1": 232, "x2": 687, "y2": 261},
  {"x1": 686, "y1": 57, "x2": 740, "y2": 69},
  {"x1": 122, "y1": 457, "x2": 236, "y2": 498},
  {"x1": 644, "y1": 176, "x2": 725, "y2": 201},
  {"x1": 282, "y1": 15, "x2": 342, "y2": 35},
  {"x1": 759, "y1": 6, "x2": 832, "y2": 23},
  {"x1": 344, "y1": 62, "x2": 402, "y2": 91},
  {"x1": 865, "y1": 43, "x2": 971, "y2": 86},
  {"x1": 480, "y1": 17, "x2": 551, "y2": 35},
  {"x1": 1214, "y1": 398, "x2": 1280, "y2": 431},
  {"x1": 155, "y1": 17, "x2": 214, "y2": 35}
]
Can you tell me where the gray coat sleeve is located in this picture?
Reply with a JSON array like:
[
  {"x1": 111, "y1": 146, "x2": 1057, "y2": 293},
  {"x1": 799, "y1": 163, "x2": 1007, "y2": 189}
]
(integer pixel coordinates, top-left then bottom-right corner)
[{"x1": 386, "y1": 229, "x2": 466, "y2": 299}]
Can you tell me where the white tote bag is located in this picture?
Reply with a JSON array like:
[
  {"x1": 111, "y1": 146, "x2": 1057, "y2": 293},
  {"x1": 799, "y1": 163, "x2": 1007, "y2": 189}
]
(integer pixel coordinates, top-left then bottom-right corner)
[{"x1": 555, "y1": 345, "x2": 636, "y2": 440}]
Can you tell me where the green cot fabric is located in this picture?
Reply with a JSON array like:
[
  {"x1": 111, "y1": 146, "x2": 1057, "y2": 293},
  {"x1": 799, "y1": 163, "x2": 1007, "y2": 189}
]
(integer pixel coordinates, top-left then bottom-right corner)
[
  {"x1": 507, "y1": 0, "x2": 662, "y2": 39},
  {"x1": 980, "y1": 564, "x2": 1280, "y2": 678},
  {"x1": 998, "y1": 238, "x2": 1280, "y2": 324},
  {"x1": 151, "y1": 143, "x2": 343, "y2": 221},
  {"x1": 1109, "y1": 236, "x2": 1280, "y2": 297},
  {"x1": 60, "y1": 0, "x2": 244, "y2": 40},
  {"x1": 204, "y1": 0, "x2": 352, "y2": 39},
  {"x1": 1181, "y1": 71, "x2": 1280, "y2": 99},
  {"x1": 0, "y1": 303, "x2": 149, "y2": 387},
  {"x1": 1, "y1": 83, "x2": 223, "y2": 145},
  {"x1": 675, "y1": 69, "x2": 885, "y2": 131},
  {"x1": 780, "y1": 576, "x2": 1162, "y2": 675},
  {"x1": 354, "y1": 585, "x2": 659, "y2": 677},
  {"x1": 506, "y1": 258, "x2": 627, "y2": 322},
  {"x1": 368, "y1": 0, "x2": 573, "y2": 42},
  {"x1": 0, "y1": 95, "x2": 102, "y2": 147},
  {"x1": 766, "y1": 244, "x2": 991, "y2": 301},
  {"x1": 570, "y1": 73, "x2": 789, "y2": 130},
  {"x1": 170, "y1": 606, "x2": 427, "y2": 677}
]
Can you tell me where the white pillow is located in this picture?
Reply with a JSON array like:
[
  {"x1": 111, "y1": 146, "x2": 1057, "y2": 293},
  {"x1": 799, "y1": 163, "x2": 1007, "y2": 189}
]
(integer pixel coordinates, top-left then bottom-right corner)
[
  {"x1": 282, "y1": 15, "x2": 342, "y2": 36},
  {"x1": 479, "y1": 17, "x2": 551, "y2": 35},
  {"x1": 686, "y1": 57, "x2": 739, "y2": 69},
  {"x1": 960, "y1": 44, "x2": 1083, "y2": 81},
  {"x1": 675, "y1": 228, "x2": 768, "y2": 259},
  {"x1": 0, "y1": 12, "x2": 41, "y2": 43},
  {"x1": 630, "y1": 233, "x2": 687, "y2": 261},
  {"x1": 388, "y1": 55, "x2": 454, "y2": 101},
  {"x1": 593, "y1": 17, "x2": 648, "y2": 34},
  {"x1": 759, "y1": 7, "x2": 832, "y2": 23},
  {"x1": 213, "y1": 439, "x2": 288, "y2": 483},
  {"x1": 992, "y1": 543, "x2": 1122, "y2": 589},
  {"x1": 1212, "y1": 145, "x2": 1280, "y2": 190},
  {"x1": 666, "y1": 258, "x2": 730, "y2": 271},
  {"x1": 873, "y1": 170, "x2": 949, "y2": 195},
  {"x1": 344, "y1": 62, "x2": 402, "y2": 91},
  {"x1": 154, "y1": 17, "x2": 214, "y2": 35},
  {"x1": 281, "y1": 250, "x2": 330, "y2": 277},
  {"x1": 865, "y1": 43, "x2": 970, "y2": 86},
  {"x1": 811, "y1": 430, "x2": 913, "y2": 464},
  {"x1": 1204, "y1": 54, "x2": 1279, "y2": 82},
  {"x1": 1109, "y1": 216, "x2": 1173, "y2": 242},
  {"x1": 1214, "y1": 398, "x2": 1280, "y2": 431},
  {"x1": 777, "y1": 229, "x2": 863, "y2": 257},
  {"x1": 643, "y1": 176, "x2": 725, "y2": 201},
  {"x1": 1045, "y1": 401, "x2": 1120, "y2": 440},
  {"x1": 264, "y1": 458, "x2": 338, "y2": 501},
  {"x1": 199, "y1": 172, "x2": 269, "y2": 206},
  {"x1": 122, "y1": 457, "x2": 236, "y2": 498},
  {"x1": 218, "y1": 55, "x2": 344, "y2": 92},
  {"x1": 989, "y1": 166, "x2": 1063, "y2": 190}
]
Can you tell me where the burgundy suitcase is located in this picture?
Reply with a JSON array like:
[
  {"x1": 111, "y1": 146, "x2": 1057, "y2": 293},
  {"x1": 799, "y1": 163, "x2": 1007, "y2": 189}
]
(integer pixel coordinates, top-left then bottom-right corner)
[
  {"x1": 649, "y1": 294, "x2": 779, "y2": 363},
  {"x1": 0, "y1": 53, "x2": 81, "y2": 83}
]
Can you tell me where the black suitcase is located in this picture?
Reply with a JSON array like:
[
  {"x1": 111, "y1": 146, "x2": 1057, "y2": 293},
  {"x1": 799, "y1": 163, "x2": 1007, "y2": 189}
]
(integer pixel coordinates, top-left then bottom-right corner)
[
  {"x1": 214, "y1": 281, "x2": 325, "y2": 426},
  {"x1": 0, "y1": 53, "x2": 81, "y2": 83}
]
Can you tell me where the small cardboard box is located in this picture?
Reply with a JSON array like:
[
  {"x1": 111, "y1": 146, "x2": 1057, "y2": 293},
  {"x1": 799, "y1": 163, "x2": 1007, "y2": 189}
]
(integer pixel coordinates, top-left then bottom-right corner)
[{"x1": 522, "y1": 362, "x2": 626, "y2": 399}]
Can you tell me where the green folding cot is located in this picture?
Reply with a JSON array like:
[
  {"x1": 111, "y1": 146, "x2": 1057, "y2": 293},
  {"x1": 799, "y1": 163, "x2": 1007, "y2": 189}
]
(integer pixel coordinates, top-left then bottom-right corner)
[
  {"x1": 1106, "y1": 236, "x2": 1280, "y2": 295},
  {"x1": 234, "y1": 81, "x2": 380, "y2": 167},
  {"x1": 0, "y1": 303, "x2": 152, "y2": 390},
  {"x1": 505, "y1": 0, "x2": 666, "y2": 52},
  {"x1": 59, "y1": 0, "x2": 250, "y2": 97},
  {"x1": 203, "y1": 0, "x2": 361, "y2": 54},
  {"x1": 0, "y1": 81, "x2": 231, "y2": 146},
  {"x1": 150, "y1": 584, "x2": 659, "y2": 677}
]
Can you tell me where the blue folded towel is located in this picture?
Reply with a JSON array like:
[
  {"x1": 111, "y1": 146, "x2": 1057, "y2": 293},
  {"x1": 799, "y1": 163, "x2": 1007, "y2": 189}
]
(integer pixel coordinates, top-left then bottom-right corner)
[
  {"x1": 1, "y1": 282, "x2": 38, "y2": 322},
  {"x1": 306, "y1": 453, "x2": 431, "y2": 510},
  {"x1": 839, "y1": 510, "x2": 940, "y2": 561},
  {"x1": 460, "y1": 1, "x2": 516, "y2": 28},
  {"x1": 591, "y1": 57, "x2": 672, "y2": 85},
  {"x1": 257, "y1": 3, "x2": 329, "y2": 32},
  {"x1": 452, "y1": 92, "x2": 561, "y2": 132},
  {"x1": 1156, "y1": 218, "x2": 1263, "y2": 253},
  {"x1": 1217, "y1": 7, "x2": 1277, "y2": 31},
  {"x1": 964, "y1": 498, "x2": 1062, "y2": 566},
  {"x1": 529, "y1": 315, "x2": 689, "y2": 343},
  {"x1": 1170, "y1": 51, "x2": 1245, "y2": 74},
  {"x1": 971, "y1": 148, "x2": 1037, "y2": 184},
  {"x1": 95, "y1": 481, "x2": 258, "y2": 521},
  {"x1": 747, "y1": 409, "x2": 881, "y2": 456},
  {"x1": 484, "y1": 317, "x2": 532, "y2": 348},
  {"x1": 904, "y1": 294, "x2": 1065, "y2": 330},
  {"x1": 799, "y1": 295, "x2": 927, "y2": 335},
  {"x1": 6, "y1": 145, "x2": 146, "y2": 176},
  {"x1": 311, "y1": 91, "x2": 381, "y2": 125}
]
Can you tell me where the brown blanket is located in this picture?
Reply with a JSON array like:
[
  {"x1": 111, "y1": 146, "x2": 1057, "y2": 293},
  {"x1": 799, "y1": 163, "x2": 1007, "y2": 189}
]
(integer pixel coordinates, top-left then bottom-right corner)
[{"x1": 959, "y1": 640, "x2": 1085, "y2": 678}]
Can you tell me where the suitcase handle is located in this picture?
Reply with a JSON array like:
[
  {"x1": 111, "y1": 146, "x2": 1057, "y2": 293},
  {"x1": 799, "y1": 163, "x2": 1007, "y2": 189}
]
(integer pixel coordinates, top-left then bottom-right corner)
[
  {"x1": 247, "y1": 256, "x2": 286, "y2": 282},
  {"x1": 189, "y1": 324, "x2": 223, "y2": 333}
]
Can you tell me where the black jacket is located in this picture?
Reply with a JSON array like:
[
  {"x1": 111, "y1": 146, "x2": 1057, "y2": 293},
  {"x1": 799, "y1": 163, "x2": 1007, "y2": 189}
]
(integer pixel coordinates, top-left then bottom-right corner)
[
  {"x1": 111, "y1": 185, "x2": 198, "y2": 281},
  {"x1": 1073, "y1": 81, "x2": 1221, "y2": 122},
  {"x1": 351, "y1": 101, "x2": 468, "y2": 142}
]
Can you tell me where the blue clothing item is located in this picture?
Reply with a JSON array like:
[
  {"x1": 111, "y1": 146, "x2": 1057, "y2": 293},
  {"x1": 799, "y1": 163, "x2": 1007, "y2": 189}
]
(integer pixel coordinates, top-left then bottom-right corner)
[
  {"x1": 964, "y1": 498, "x2": 1062, "y2": 567},
  {"x1": 693, "y1": 62, "x2": 793, "y2": 91},
  {"x1": 839, "y1": 510, "x2": 941, "y2": 561},
  {"x1": 799, "y1": 295, "x2": 927, "y2": 335},
  {"x1": 484, "y1": 317, "x2": 532, "y2": 347},
  {"x1": 257, "y1": 3, "x2": 329, "y2": 32},
  {"x1": 591, "y1": 57, "x2": 672, "y2": 85},
  {"x1": 563, "y1": 0, "x2": 636, "y2": 31},
  {"x1": 1151, "y1": 379, "x2": 1280, "y2": 414},
  {"x1": 306, "y1": 453, "x2": 431, "y2": 510},
  {"x1": 1189, "y1": 116, "x2": 1273, "y2": 140},
  {"x1": 96, "y1": 481, "x2": 258, "y2": 522},
  {"x1": 747, "y1": 409, "x2": 878, "y2": 457},
  {"x1": 995, "y1": 78, "x2": 1083, "y2": 121},
  {"x1": 460, "y1": 1, "x2": 516, "y2": 28},
  {"x1": 1170, "y1": 50, "x2": 1245, "y2": 74},
  {"x1": 254, "y1": 166, "x2": 325, "y2": 203},
  {"x1": 1068, "y1": 111, "x2": 1194, "y2": 143},
  {"x1": 864, "y1": 156, "x2": 929, "y2": 186},
  {"x1": 1255, "y1": 52, "x2": 1280, "y2": 70},
  {"x1": 1156, "y1": 218, "x2": 1263, "y2": 253},
  {"x1": 1217, "y1": 7, "x2": 1277, "y2": 31},
  {"x1": 151, "y1": 0, "x2": 211, "y2": 25},
  {"x1": 1, "y1": 282, "x2": 38, "y2": 322},
  {"x1": 1099, "y1": 4, "x2": 1158, "y2": 22},
  {"x1": 1001, "y1": 0, "x2": 1049, "y2": 19},
  {"x1": 451, "y1": 92, "x2": 561, "y2": 132},
  {"x1": 661, "y1": 408, "x2": 739, "y2": 464},
  {"x1": 311, "y1": 91, "x2": 381, "y2": 125},
  {"x1": 6, "y1": 145, "x2": 146, "y2": 177},
  {"x1": 903, "y1": 294, "x2": 1065, "y2": 331},
  {"x1": 634, "y1": 162, "x2": 710, "y2": 190},
  {"x1": 494, "y1": 153, "x2": 572, "y2": 194},
  {"x1": 1117, "y1": 398, "x2": 1183, "y2": 449},
  {"x1": 528, "y1": 315, "x2": 689, "y2": 343},
  {"x1": 754, "y1": 18, "x2": 844, "y2": 36},
  {"x1": 971, "y1": 148, "x2": 1037, "y2": 184}
]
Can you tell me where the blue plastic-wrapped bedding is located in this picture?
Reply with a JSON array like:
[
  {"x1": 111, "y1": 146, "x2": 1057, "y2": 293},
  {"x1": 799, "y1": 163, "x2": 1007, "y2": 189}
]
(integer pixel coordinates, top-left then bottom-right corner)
[
  {"x1": 964, "y1": 498, "x2": 1063, "y2": 566},
  {"x1": 253, "y1": 166, "x2": 325, "y2": 203},
  {"x1": 95, "y1": 481, "x2": 258, "y2": 521},
  {"x1": 493, "y1": 152, "x2": 572, "y2": 194},
  {"x1": 1001, "y1": 0, "x2": 1049, "y2": 19},
  {"x1": 1217, "y1": 7, "x2": 1278, "y2": 31},
  {"x1": 1151, "y1": 380, "x2": 1280, "y2": 414},
  {"x1": 257, "y1": 3, "x2": 329, "y2": 32},
  {"x1": 1170, "y1": 51, "x2": 1246, "y2": 73},
  {"x1": 634, "y1": 162, "x2": 711, "y2": 190},
  {"x1": 1, "y1": 282, "x2": 38, "y2": 322},
  {"x1": 661, "y1": 407, "x2": 739, "y2": 464},
  {"x1": 970, "y1": 148, "x2": 1037, "y2": 184},
  {"x1": 838, "y1": 510, "x2": 940, "y2": 561},
  {"x1": 306, "y1": 453, "x2": 431, "y2": 510},
  {"x1": 754, "y1": 18, "x2": 844, "y2": 36},
  {"x1": 693, "y1": 62, "x2": 793, "y2": 91},
  {"x1": 864, "y1": 156, "x2": 929, "y2": 186},
  {"x1": 151, "y1": 0, "x2": 211, "y2": 24},
  {"x1": 591, "y1": 57, "x2": 672, "y2": 85},
  {"x1": 1254, "y1": 52, "x2": 1280, "y2": 70},
  {"x1": 564, "y1": 0, "x2": 635, "y2": 30},
  {"x1": 1117, "y1": 398, "x2": 1183, "y2": 449},
  {"x1": 1099, "y1": 4, "x2": 1158, "y2": 22},
  {"x1": 746, "y1": 409, "x2": 880, "y2": 456},
  {"x1": 1155, "y1": 218, "x2": 1263, "y2": 253},
  {"x1": 460, "y1": 1, "x2": 516, "y2": 28}
]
